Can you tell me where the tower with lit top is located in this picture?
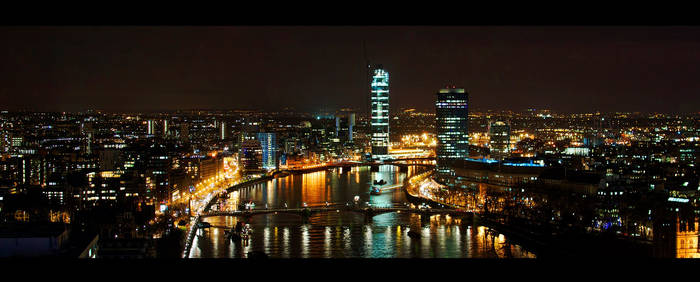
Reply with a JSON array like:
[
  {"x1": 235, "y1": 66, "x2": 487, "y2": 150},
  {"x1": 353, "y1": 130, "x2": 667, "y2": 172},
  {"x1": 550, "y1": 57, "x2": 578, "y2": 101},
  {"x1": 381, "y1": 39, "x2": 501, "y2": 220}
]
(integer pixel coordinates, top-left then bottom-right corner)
[
  {"x1": 435, "y1": 86, "x2": 469, "y2": 177},
  {"x1": 370, "y1": 65, "x2": 389, "y2": 157}
]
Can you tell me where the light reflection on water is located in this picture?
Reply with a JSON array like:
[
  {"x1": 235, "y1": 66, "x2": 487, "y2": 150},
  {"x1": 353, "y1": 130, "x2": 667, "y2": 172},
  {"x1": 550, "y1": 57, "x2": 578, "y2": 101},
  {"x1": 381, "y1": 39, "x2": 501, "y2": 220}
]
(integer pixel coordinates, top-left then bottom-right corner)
[
  {"x1": 191, "y1": 166, "x2": 535, "y2": 258},
  {"x1": 192, "y1": 213, "x2": 534, "y2": 258}
]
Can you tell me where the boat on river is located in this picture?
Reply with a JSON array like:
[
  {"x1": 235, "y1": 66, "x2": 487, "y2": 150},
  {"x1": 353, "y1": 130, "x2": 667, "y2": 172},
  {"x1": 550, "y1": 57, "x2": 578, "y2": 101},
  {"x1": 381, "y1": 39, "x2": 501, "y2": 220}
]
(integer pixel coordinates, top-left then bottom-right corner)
[
  {"x1": 370, "y1": 186, "x2": 381, "y2": 195},
  {"x1": 226, "y1": 222, "x2": 251, "y2": 241}
]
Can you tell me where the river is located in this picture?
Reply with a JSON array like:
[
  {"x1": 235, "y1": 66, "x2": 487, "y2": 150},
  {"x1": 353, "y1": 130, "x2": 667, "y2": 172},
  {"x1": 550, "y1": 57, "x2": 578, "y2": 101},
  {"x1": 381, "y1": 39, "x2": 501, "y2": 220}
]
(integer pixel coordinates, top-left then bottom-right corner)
[{"x1": 188, "y1": 165, "x2": 535, "y2": 258}]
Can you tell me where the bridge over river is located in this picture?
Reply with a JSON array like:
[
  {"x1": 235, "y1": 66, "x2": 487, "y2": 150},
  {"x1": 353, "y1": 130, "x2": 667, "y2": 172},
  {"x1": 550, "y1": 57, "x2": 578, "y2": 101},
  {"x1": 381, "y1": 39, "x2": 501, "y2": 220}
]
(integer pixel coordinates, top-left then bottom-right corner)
[
  {"x1": 272, "y1": 158, "x2": 436, "y2": 176},
  {"x1": 199, "y1": 205, "x2": 473, "y2": 221},
  {"x1": 182, "y1": 158, "x2": 450, "y2": 258}
]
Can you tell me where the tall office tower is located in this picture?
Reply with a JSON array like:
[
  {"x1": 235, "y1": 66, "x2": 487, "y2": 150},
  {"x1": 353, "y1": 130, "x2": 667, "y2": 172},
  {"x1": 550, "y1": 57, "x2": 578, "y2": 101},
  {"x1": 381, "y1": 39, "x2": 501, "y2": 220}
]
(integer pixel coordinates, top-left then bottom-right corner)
[
  {"x1": 335, "y1": 112, "x2": 355, "y2": 143},
  {"x1": 163, "y1": 119, "x2": 169, "y2": 137},
  {"x1": 0, "y1": 131, "x2": 9, "y2": 153},
  {"x1": 284, "y1": 138, "x2": 298, "y2": 154},
  {"x1": 239, "y1": 139, "x2": 262, "y2": 174},
  {"x1": 370, "y1": 66, "x2": 389, "y2": 157},
  {"x1": 83, "y1": 122, "x2": 94, "y2": 155},
  {"x1": 147, "y1": 120, "x2": 155, "y2": 135},
  {"x1": 488, "y1": 120, "x2": 510, "y2": 160},
  {"x1": 220, "y1": 122, "x2": 226, "y2": 140},
  {"x1": 0, "y1": 121, "x2": 9, "y2": 154},
  {"x1": 239, "y1": 122, "x2": 259, "y2": 144},
  {"x1": 86, "y1": 132, "x2": 93, "y2": 155},
  {"x1": 348, "y1": 113, "x2": 355, "y2": 142},
  {"x1": 311, "y1": 115, "x2": 335, "y2": 150},
  {"x1": 257, "y1": 132, "x2": 278, "y2": 170},
  {"x1": 435, "y1": 87, "x2": 469, "y2": 177}
]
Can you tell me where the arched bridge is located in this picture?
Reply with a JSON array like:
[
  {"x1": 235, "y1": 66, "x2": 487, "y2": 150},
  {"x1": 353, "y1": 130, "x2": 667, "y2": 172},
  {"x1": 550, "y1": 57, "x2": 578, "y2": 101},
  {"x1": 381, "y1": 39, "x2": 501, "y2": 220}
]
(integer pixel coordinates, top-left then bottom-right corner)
[
  {"x1": 200, "y1": 206, "x2": 472, "y2": 220},
  {"x1": 277, "y1": 159, "x2": 435, "y2": 175}
]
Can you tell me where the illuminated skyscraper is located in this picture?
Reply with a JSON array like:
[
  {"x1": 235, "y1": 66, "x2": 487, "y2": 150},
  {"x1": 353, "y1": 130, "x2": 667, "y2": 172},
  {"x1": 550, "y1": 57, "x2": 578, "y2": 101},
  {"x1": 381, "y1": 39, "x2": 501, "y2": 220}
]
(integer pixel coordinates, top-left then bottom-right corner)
[
  {"x1": 163, "y1": 119, "x2": 168, "y2": 137},
  {"x1": 335, "y1": 112, "x2": 355, "y2": 143},
  {"x1": 370, "y1": 66, "x2": 389, "y2": 157},
  {"x1": 239, "y1": 121, "x2": 259, "y2": 144},
  {"x1": 435, "y1": 87, "x2": 469, "y2": 177},
  {"x1": 0, "y1": 131, "x2": 9, "y2": 153},
  {"x1": 147, "y1": 120, "x2": 154, "y2": 135},
  {"x1": 488, "y1": 120, "x2": 510, "y2": 160},
  {"x1": 239, "y1": 139, "x2": 262, "y2": 174},
  {"x1": 221, "y1": 122, "x2": 226, "y2": 140},
  {"x1": 257, "y1": 132, "x2": 277, "y2": 170},
  {"x1": 0, "y1": 120, "x2": 8, "y2": 154}
]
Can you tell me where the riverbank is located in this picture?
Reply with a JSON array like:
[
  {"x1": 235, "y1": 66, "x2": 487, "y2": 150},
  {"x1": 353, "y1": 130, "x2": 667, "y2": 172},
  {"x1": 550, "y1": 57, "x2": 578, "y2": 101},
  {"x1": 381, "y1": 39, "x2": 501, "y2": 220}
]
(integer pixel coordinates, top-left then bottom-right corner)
[
  {"x1": 402, "y1": 171, "x2": 663, "y2": 258},
  {"x1": 186, "y1": 165, "x2": 539, "y2": 258},
  {"x1": 184, "y1": 174, "x2": 277, "y2": 258}
]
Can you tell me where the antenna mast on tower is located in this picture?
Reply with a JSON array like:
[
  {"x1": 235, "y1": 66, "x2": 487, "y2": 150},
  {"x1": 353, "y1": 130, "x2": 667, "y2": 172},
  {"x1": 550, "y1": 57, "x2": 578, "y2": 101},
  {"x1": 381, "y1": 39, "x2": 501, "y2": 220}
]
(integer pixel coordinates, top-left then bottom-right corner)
[{"x1": 363, "y1": 41, "x2": 371, "y2": 116}]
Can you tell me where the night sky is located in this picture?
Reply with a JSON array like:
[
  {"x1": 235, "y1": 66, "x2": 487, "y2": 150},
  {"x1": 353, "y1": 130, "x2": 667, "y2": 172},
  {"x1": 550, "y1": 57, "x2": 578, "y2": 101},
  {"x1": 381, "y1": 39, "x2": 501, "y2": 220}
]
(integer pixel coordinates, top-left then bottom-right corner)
[{"x1": 1, "y1": 26, "x2": 699, "y2": 113}]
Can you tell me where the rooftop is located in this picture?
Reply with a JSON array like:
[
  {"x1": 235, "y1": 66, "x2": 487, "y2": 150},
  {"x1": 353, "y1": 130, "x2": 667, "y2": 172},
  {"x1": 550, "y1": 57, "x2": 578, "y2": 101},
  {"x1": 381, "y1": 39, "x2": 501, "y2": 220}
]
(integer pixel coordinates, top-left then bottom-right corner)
[{"x1": 0, "y1": 222, "x2": 67, "y2": 238}]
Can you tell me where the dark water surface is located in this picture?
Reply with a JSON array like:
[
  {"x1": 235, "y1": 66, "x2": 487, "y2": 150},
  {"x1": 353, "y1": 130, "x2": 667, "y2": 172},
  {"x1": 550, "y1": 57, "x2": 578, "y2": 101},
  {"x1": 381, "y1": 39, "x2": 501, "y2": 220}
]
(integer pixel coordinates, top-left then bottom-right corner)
[{"x1": 189, "y1": 165, "x2": 535, "y2": 258}]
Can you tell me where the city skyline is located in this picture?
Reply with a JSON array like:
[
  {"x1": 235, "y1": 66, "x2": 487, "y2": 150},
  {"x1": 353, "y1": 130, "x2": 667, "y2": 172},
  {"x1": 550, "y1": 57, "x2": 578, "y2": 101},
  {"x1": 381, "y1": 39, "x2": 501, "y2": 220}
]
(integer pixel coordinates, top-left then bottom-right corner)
[
  {"x1": 1, "y1": 25, "x2": 699, "y2": 260},
  {"x1": 2, "y1": 26, "x2": 700, "y2": 113}
]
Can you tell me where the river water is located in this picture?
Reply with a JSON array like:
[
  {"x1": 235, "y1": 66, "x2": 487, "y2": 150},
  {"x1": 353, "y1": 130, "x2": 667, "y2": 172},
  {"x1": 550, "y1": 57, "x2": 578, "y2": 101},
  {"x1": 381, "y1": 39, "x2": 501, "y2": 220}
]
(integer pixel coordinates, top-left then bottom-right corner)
[{"x1": 188, "y1": 165, "x2": 535, "y2": 258}]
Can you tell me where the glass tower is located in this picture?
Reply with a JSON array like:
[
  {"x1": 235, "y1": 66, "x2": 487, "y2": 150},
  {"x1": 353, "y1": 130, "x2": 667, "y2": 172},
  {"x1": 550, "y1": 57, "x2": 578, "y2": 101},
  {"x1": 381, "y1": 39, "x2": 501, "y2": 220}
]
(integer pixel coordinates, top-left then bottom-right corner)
[
  {"x1": 436, "y1": 87, "x2": 469, "y2": 177},
  {"x1": 257, "y1": 132, "x2": 277, "y2": 170},
  {"x1": 370, "y1": 66, "x2": 389, "y2": 157}
]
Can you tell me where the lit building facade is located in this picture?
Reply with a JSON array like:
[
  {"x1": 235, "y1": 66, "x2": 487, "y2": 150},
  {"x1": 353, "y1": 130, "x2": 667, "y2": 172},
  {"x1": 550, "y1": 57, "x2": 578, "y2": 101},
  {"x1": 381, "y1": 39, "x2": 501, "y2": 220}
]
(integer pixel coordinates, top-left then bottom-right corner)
[
  {"x1": 257, "y1": 132, "x2": 277, "y2": 170},
  {"x1": 335, "y1": 112, "x2": 355, "y2": 143},
  {"x1": 435, "y1": 87, "x2": 469, "y2": 177},
  {"x1": 147, "y1": 120, "x2": 155, "y2": 136},
  {"x1": 489, "y1": 120, "x2": 510, "y2": 160},
  {"x1": 239, "y1": 139, "x2": 262, "y2": 174},
  {"x1": 238, "y1": 121, "x2": 259, "y2": 144},
  {"x1": 676, "y1": 217, "x2": 700, "y2": 258},
  {"x1": 1, "y1": 126, "x2": 10, "y2": 154},
  {"x1": 370, "y1": 66, "x2": 389, "y2": 157},
  {"x1": 220, "y1": 122, "x2": 226, "y2": 140}
]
